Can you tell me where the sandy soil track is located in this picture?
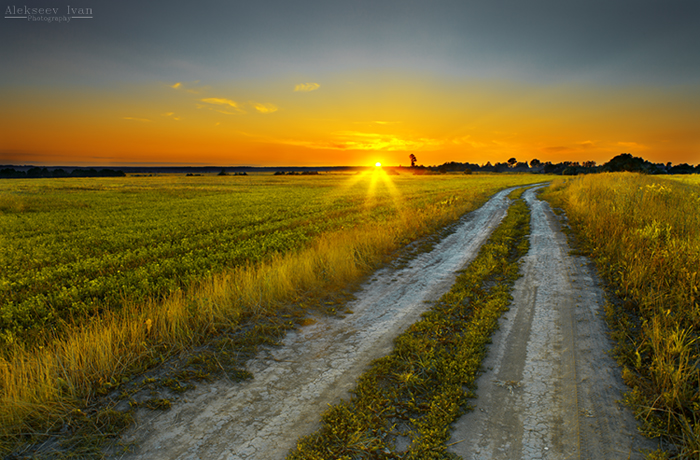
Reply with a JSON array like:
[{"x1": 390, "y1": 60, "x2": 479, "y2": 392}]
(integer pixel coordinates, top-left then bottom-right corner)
[
  {"x1": 117, "y1": 187, "x2": 520, "y2": 460},
  {"x1": 447, "y1": 187, "x2": 656, "y2": 459}
]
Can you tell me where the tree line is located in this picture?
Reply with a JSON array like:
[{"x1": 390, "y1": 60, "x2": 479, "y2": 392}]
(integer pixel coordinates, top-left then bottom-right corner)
[
  {"x1": 407, "y1": 153, "x2": 699, "y2": 175},
  {"x1": 0, "y1": 167, "x2": 126, "y2": 179}
]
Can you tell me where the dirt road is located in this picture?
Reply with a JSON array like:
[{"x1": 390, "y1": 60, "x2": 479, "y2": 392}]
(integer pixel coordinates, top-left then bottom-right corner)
[
  {"x1": 118, "y1": 187, "x2": 519, "y2": 460},
  {"x1": 447, "y1": 187, "x2": 657, "y2": 459}
]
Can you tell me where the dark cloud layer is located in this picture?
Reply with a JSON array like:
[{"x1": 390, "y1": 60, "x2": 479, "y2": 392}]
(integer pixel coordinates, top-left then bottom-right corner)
[{"x1": 2, "y1": 0, "x2": 699, "y2": 86}]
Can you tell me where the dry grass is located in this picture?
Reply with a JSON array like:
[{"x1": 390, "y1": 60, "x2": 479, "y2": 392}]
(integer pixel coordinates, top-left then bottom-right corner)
[{"x1": 542, "y1": 172, "x2": 700, "y2": 458}]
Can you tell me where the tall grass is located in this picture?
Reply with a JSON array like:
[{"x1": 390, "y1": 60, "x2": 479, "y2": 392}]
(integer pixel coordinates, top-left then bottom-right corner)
[
  {"x1": 1, "y1": 225, "x2": 392, "y2": 440},
  {"x1": 1, "y1": 174, "x2": 549, "y2": 455},
  {"x1": 542, "y1": 173, "x2": 700, "y2": 458}
]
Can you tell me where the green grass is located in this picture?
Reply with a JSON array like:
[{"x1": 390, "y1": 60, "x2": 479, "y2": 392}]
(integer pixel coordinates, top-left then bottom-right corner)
[
  {"x1": 0, "y1": 173, "x2": 549, "y2": 348},
  {"x1": 288, "y1": 189, "x2": 530, "y2": 459}
]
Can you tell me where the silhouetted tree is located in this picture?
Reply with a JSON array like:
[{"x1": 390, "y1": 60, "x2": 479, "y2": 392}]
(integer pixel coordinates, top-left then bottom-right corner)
[
  {"x1": 669, "y1": 163, "x2": 695, "y2": 174},
  {"x1": 507, "y1": 158, "x2": 517, "y2": 168},
  {"x1": 409, "y1": 154, "x2": 417, "y2": 168},
  {"x1": 602, "y1": 153, "x2": 645, "y2": 173}
]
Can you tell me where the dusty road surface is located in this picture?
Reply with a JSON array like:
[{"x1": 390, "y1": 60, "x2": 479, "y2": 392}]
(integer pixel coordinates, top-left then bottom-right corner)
[
  {"x1": 447, "y1": 186, "x2": 657, "y2": 460},
  {"x1": 117, "y1": 187, "x2": 520, "y2": 460}
]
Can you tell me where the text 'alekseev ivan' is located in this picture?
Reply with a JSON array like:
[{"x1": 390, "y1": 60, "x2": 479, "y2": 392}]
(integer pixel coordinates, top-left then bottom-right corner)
[{"x1": 5, "y1": 5, "x2": 94, "y2": 22}]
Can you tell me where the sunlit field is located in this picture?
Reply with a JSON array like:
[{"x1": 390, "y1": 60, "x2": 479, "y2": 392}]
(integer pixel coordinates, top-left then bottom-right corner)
[
  {"x1": 542, "y1": 173, "x2": 700, "y2": 458},
  {"x1": 0, "y1": 170, "x2": 551, "y2": 452}
]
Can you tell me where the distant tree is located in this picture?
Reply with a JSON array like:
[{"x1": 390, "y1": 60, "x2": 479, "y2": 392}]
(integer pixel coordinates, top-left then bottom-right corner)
[
  {"x1": 409, "y1": 154, "x2": 417, "y2": 168},
  {"x1": 218, "y1": 169, "x2": 229, "y2": 176},
  {"x1": 98, "y1": 169, "x2": 126, "y2": 177},
  {"x1": 27, "y1": 167, "x2": 50, "y2": 178},
  {"x1": 530, "y1": 159, "x2": 541, "y2": 168},
  {"x1": 602, "y1": 153, "x2": 645, "y2": 173},
  {"x1": 0, "y1": 168, "x2": 25, "y2": 178},
  {"x1": 543, "y1": 162, "x2": 562, "y2": 174},
  {"x1": 507, "y1": 157, "x2": 517, "y2": 168},
  {"x1": 669, "y1": 163, "x2": 695, "y2": 174},
  {"x1": 582, "y1": 161, "x2": 596, "y2": 168}
]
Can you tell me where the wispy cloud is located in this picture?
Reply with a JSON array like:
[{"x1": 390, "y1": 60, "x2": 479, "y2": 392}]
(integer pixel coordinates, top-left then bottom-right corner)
[
  {"x1": 161, "y1": 112, "x2": 181, "y2": 120},
  {"x1": 123, "y1": 117, "x2": 151, "y2": 122},
  {"x1": 201, "y1": 97, "x2": 240, "y2": 108},
  {"x1": 253, "y1": 102, "x2": 278, "y2": 114},
  {"x1": 294, "y1": 82, "x2": 320, "y2": 92},
  {"x1": 170, "y1": 80, "x2": 206, "y2": 94},
  {"x1": 201, "y1": 97, "x2": 245, "y2": 113}
]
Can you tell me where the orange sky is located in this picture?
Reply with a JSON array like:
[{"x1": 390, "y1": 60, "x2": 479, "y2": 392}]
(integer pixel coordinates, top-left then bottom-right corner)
[
  {"x1": 2, "y1": 2, "x2": 700, "y2": 167},
  {"x1": 1, "y1": 72, "x2": 699, "y2": 167}
]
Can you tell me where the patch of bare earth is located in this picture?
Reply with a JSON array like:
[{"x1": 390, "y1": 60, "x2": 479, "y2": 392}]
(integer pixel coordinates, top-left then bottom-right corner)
[
  {"x1": 447, "y1": 187, "x2": 658, "y2": 459},
  {"x1": 116, "y1": 187, "x2": 519, "y2": 460}
]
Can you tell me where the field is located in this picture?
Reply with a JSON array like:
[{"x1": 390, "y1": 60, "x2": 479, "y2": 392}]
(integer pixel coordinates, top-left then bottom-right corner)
[
  {"x1": 0, "y1": 171, "x2": 549, "y2": 455},
  {"x1": 542, "y1": 173, "x2": 700, "y2": 458},
  {"x1": 5, "y1": 170, "x2": 697, "y2": 459}
]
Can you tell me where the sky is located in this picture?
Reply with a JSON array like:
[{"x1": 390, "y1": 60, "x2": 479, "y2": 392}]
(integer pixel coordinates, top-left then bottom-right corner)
[{"x1": 1, "y1": 0, "x2": 699, "y2": 167}]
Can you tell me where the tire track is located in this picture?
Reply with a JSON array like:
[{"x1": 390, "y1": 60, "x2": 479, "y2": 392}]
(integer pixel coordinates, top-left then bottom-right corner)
[
  {"x1": 447, "y1": 186, "x2": 657, "y2": 459},
  {"x1": 117, "y1": 187, "x2": 520, "y2": 460}
]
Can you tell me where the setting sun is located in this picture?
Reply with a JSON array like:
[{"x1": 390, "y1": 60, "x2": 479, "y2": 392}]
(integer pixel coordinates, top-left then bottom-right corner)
[{"x1": 375, "y1": 162, "x2": 382, "y2": 167}]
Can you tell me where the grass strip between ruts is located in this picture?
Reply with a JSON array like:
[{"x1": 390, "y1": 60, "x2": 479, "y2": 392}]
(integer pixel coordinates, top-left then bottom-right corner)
[{"x1": 287, "y1": 188, "x2": 531, "y2": 460}]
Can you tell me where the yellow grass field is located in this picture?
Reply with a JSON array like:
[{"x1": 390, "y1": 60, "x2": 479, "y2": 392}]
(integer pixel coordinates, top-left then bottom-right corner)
[{"x1": 542, "y1": 173, "x2": 700, "y2": 458}]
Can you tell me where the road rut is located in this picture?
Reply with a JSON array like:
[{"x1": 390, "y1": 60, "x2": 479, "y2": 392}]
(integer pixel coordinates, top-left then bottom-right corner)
[{"x1": 447, "y1": 187, "x2": 657, "y2": 459}]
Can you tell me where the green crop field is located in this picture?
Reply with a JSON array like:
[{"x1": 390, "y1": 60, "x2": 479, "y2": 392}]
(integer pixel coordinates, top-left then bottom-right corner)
[
  {"x1": 1, "y1": 172, "x2": 547, "y2": 348},
  {"x1": 1, "y1": 171, "x2": 551, "y2": 455}
]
